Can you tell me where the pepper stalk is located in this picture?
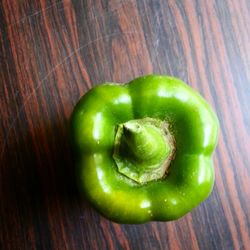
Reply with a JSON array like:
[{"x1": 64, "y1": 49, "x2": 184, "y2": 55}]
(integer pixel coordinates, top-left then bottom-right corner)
[{"x1": 113, "y1": 118, "x2": 176, "y2": 184}]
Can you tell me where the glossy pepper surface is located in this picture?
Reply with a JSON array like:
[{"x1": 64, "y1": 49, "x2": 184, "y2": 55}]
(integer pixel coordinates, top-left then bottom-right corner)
[{"x1": 70, "y1": 75, "x2": 219, "y2": 223}]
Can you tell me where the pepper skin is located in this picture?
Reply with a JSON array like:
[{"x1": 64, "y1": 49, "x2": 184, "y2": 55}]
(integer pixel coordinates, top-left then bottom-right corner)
[{"x1": 70, "y1": 75, "x2": 219, "y2": 224}]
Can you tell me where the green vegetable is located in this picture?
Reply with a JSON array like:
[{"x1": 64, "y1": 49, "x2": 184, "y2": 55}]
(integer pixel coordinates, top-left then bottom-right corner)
[{"x1": 70, "y1": 75, "x2": 219, "y2": 224}]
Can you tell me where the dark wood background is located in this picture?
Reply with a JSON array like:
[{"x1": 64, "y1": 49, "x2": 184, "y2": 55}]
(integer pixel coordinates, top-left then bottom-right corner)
[{"x1": 1, "y1": 0, "x2": 250, "y2": 249}]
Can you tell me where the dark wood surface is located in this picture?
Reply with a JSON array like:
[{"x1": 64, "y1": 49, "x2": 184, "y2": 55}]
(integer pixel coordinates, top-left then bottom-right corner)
[{"x1": 1, "y1": 0, "x2": 250, "y2": 249}]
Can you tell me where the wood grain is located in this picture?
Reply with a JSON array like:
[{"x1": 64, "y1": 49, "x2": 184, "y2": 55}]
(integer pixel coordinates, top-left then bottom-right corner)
[{"x1": 1, "y1": 0, "x2": 250, "y2": 249}]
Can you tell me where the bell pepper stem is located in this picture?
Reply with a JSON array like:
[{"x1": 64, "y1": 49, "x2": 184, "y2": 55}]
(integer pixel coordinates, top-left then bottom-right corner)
[
  {"x1": 123, "y1": 122, "x2": 170, "y2": 164},
  {"x1": 113, "y1": 118, "x2": 176, "y2": 183}
]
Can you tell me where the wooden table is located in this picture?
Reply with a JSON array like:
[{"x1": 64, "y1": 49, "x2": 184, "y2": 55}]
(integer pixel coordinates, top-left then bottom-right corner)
[{"x1": 1, "y1": 1, "x2": 250, "y2": 249}]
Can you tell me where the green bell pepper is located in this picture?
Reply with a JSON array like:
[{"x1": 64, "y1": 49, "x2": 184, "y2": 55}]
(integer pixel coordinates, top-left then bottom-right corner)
[{"x1": 70, "y1": 75, "x2": 219, "y2": 224}]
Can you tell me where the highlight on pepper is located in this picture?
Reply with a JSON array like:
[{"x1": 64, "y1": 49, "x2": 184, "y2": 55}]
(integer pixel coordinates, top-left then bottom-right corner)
[{"x1": 70, "y1": 75, "x2": 219, "y2": 224}]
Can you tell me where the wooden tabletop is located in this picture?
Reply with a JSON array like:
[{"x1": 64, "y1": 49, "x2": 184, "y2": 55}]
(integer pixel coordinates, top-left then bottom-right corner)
[{"x1": 1, "y1": 1, "x2": 250, "y2": 249}]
